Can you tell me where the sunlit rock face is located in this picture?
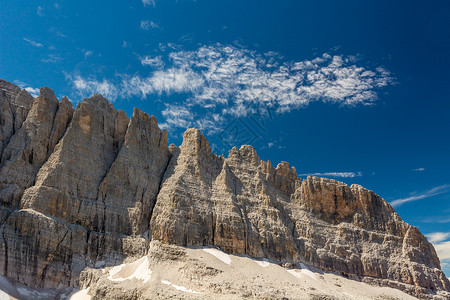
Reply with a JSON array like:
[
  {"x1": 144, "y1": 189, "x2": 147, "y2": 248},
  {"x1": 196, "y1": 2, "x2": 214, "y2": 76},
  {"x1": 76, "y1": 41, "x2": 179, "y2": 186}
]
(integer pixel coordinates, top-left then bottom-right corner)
[{"x1": 0, "y1": 78, "x2": 448, "y2": 298}]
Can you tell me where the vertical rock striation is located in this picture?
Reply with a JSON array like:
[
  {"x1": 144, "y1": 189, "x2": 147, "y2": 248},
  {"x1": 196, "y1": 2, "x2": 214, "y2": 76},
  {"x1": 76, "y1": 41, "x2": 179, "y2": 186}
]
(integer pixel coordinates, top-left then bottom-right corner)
[
  {"x1": 0, "y1": 87, "x2": 73, "y2": 225},
  {"x1": 0, "y1": 79, "x2": 448, "y2": 298},
  {"x1": 0, "y1": 91, "x2": 169, "y2": 288}
]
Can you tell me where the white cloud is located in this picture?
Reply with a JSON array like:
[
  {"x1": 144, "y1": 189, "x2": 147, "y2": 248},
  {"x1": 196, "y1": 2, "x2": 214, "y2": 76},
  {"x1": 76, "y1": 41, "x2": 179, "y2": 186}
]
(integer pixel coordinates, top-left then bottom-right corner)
[
  {"x1": 426, "y1": 232, "x2": 450, "y2": 271},
  {"x1": 141, "y1": 56, "x2": 164, "y2": 69},
  {"x1": 54, "y1": 3, "x2": 60, "y2": 9},
  {"x1": 56, "y1": 31, "x2": 67, "y2": 38},
  {"x1": 298, "y1": 172, "x2": 362, "y2": 178},
  {"x1": 436, "y1": 241, "x2": 450, "y2": 261},
  {"x1": 37, "y1": 6, "x2": 44, "y2": 16},
  {"x1": 82, "y1": 49, "x2": 93, "y2": 58},
  {"x1": 140, "y1": 20, "x2": 159, "y2": 30},
  {"x1": 14, "y1": 81, "x2": 40, "y2": 98},
  {"x1": 413, "y1": 168, "x2": 425, "y2": 171},
  {"x1": 160, "y1": 104, "x2": 194, "y2": 129},
  {"x1": 23, "y1": 38, "x2": 43, "y2": 48},
  {"x1": 123, "y1": 41, "x2": 128, "y2": 48},
  {"x1": 68, "y1": 44, "x2": 394, "y2": 132},
  {"x1": 390, "y1": 184, "x2": 450, "y2": 208},
  {"x1": 24, "y1": 87, "x2": 40, "y2": 98},
  {"x1": 426, "y1": 232, "x2": 450, "y2": 244},
  {"x1": 68, "y1": 75, "x2": 119, "y2": 101},
  {"x1": 142, "y1": 0, "x2": 156, "y2": 7},
  {"x1": 427, "y1": 217, "x2": 450, "y2": 224},
  {"x1": 41, "y1": 54, "x2": 62, "y2": 63}
]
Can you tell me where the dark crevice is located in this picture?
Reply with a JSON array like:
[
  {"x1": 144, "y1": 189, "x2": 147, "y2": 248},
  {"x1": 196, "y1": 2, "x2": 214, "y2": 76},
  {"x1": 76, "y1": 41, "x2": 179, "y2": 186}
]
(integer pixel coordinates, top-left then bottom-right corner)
[
  {"x1": 145, "y1": 150, "x2": 173, "y2": 239},
  {"x1": 1, "y1": 227, "x2": 8, "y2": 276},
  {"x1": 40, "y1": 229, "x2": 69, "y2": 288}
]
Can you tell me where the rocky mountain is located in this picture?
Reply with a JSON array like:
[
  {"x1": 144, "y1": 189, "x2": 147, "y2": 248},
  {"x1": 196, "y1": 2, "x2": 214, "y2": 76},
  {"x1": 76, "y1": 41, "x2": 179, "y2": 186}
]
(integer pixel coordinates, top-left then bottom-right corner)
[{"x1": 0, "y1": 78, "x2": 449, "y2": 299}]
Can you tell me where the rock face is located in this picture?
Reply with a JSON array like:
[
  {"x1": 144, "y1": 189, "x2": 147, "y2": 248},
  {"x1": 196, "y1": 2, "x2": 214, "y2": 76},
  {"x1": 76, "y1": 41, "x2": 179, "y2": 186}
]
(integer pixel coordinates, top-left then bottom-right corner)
[
  {"x1": 0, "y1": 87, "x2": 73, "y2": 223},
  {"x1": 0, "y1": 79, "x2": 448, "y2": 298}
]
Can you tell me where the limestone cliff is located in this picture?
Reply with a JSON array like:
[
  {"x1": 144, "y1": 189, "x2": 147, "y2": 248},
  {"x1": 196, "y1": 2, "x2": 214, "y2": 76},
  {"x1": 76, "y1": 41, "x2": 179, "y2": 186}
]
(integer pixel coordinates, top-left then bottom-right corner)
[{"x1": 0, "y1": 79, "x2": 448, "y2": 299}]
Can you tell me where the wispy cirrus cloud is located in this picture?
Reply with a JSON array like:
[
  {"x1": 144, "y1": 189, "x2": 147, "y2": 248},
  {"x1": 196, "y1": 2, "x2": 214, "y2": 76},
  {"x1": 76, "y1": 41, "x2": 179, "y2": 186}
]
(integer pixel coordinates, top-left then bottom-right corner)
[
  {"x1": 41, "y1": 53, "x2": 62, "y2": 63},
  {"x1": 67, "y1": 75, "x2": 119, "y2": 101},
  {"x1": 82, "y1": 49, "x2": 93, "y2": 58},
  {"x1": 37, "y1": 6, "x2": 44, "y2": 17},
  {"x1": 140, "y1": 20, "x2": 159, "y2": 30},
  {"x1": 23, "y1": 38, "x2": 43, "y2": 48},
  {"x1": 299, "y1": 172, "x2": 362, "y2": 178},
  {"x1": 67, "y1": 44, "x2": 394, "y2": 133},
  {"x1": 390, "y1": 184, "x2": 450, "y2": 208},
  {"x1": 142, "y1": 0, "x2": 156, "y2": 7},
  {"x1": 423, "y1": 217, "x2": 450, "y2": 224},
  {"x1": 160, "y1": 104, "x2": 195, "y2": 129},
  {"x1": 141, "y1": 56, "x2": 164, "y2": 69}
]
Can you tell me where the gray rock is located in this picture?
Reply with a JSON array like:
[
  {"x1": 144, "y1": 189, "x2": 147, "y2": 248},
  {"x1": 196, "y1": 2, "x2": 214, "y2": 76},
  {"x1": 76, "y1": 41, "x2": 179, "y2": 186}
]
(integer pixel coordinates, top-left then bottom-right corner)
[{"x1": 0, "y1": 78, "x2": 448, "y2": 299}]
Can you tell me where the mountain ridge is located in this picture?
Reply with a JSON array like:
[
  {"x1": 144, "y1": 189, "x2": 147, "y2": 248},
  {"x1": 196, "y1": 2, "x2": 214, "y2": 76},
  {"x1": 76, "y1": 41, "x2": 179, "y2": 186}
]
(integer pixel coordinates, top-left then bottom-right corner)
[{"x1": 0, "y1": 78, "x2": 449, "y2": 299}]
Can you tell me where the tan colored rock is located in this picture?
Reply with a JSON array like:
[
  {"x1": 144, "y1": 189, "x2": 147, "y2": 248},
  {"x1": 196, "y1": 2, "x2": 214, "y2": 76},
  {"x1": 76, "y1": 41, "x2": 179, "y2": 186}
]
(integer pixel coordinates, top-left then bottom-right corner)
[
  {"x1": 0, "y1": 80, "x2": 32, "y2": 157},
  {"x1": 0, "y1": 79, "x2": 447, "y2": 298},
  {"x1": 0, "y1": 87, "x2": 72, "y2": 222},
  {"x1": 20, "y1": 94, "x2": 129, "y2": 226},
  {"x1": 97, "y1": 107, "x2": 170, "y2": 236}
]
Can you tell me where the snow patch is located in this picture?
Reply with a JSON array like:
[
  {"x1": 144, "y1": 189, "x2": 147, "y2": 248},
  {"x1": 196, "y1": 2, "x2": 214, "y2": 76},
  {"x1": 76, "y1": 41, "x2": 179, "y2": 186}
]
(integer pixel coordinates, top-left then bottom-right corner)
[
  {"x1": 287, "y1": 266, "x2": 317, "y2": 280},
  {"x1": 161, "y1": 280, "x2": 202, "y2": 294},
  {"x1": 0, "y1": 290, "x2": 10, "y2": 300},
  {"x1": 298, "y1": 263, "x2": 317, "y2": 279},
  {"x1": 254, "y1": 258, "x2": 270, "y2": 267},
  {"x1": 94, "y1": 260, "x2": 105, "y2": 268},
  {"x1": 202, "y1": 247, "x2": 231, "y2": 265},
  {"x1": 107, "y1": 256, "x2": 152, "y2": 283},
  {"x1": 69, "y1": 288, "x2": 91, "y2": 300}
]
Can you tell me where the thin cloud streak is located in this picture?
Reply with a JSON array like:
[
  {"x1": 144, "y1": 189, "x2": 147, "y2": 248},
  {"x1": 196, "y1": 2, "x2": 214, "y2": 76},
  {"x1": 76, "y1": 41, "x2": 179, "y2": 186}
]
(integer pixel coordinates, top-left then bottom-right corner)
[
  {"x1": 140, "y1": 20, "x2": 159, "y2": 30},
  {"x1": 299, "y1": 172, "x2": 362, "y2": 178},
  {"x1": 23, "y1": 38, "x2": 43, "y2": 48},
  {"x1": 142, "y1": 0, "x2": 156, "y2": 7},
  {"x1": 390, "y1": 184, "x2": 450, "y2": 208},
  {"x1": 37, "y1": 6, "x2": 44, "y2": 16},
  {"x1": 422, "y1": 216, "x2": 450, "y2": 224}
]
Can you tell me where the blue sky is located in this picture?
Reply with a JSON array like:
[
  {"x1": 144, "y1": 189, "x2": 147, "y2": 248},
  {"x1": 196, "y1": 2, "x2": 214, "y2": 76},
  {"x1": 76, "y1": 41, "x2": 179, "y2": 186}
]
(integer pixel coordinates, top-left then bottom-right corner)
[{"x1": 1, "y1": 0, "x2": 449, "y2": 276}]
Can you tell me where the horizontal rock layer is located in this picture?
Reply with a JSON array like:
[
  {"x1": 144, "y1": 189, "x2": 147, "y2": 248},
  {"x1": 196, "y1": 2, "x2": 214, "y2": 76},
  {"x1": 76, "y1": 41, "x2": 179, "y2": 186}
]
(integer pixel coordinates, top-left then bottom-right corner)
[{"x1": 0, "y1": 79, "x2": 448, "y2": 299}]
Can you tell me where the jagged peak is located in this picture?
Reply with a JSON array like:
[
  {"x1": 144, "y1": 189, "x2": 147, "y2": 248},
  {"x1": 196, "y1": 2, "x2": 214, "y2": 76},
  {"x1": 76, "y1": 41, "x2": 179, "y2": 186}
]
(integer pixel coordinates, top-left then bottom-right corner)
[
  {"x1": 0, "y1": 79, "x2": 21, "y2": 95},
  {"x1": 38, "y1": 87, "x2": 58, "y2": 102},
  {"x1": 275, "y1": 161, "x2": 298, "y2": 178},
  {"x1": 11, "y1": 89, "x2": 34, "y2": 108},
  {"x1": 227, "y1": 144, "x2": 259, "y2": 165},
  {"x1": 180, "y1": 128, "x2": 212, "y2": 155},
  {"x1": 305, "y1": 175, "x2": 348, "y2": 186},
  {"x1": 60, "y1": 96, "x2": 71, "y2": 106},
  {"x1": 1, "y1": 78, "x2": 448, "y2": 298},
  {"x1": 132, "y1": 107, "x2": 156, "y2": 123}
]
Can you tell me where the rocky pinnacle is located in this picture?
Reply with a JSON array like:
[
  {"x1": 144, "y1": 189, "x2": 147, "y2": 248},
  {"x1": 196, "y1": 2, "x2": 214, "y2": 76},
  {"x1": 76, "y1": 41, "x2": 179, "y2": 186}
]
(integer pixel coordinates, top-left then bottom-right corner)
[{"x1": 0, "y1": 79, "x2": 448, "y2": 299}]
